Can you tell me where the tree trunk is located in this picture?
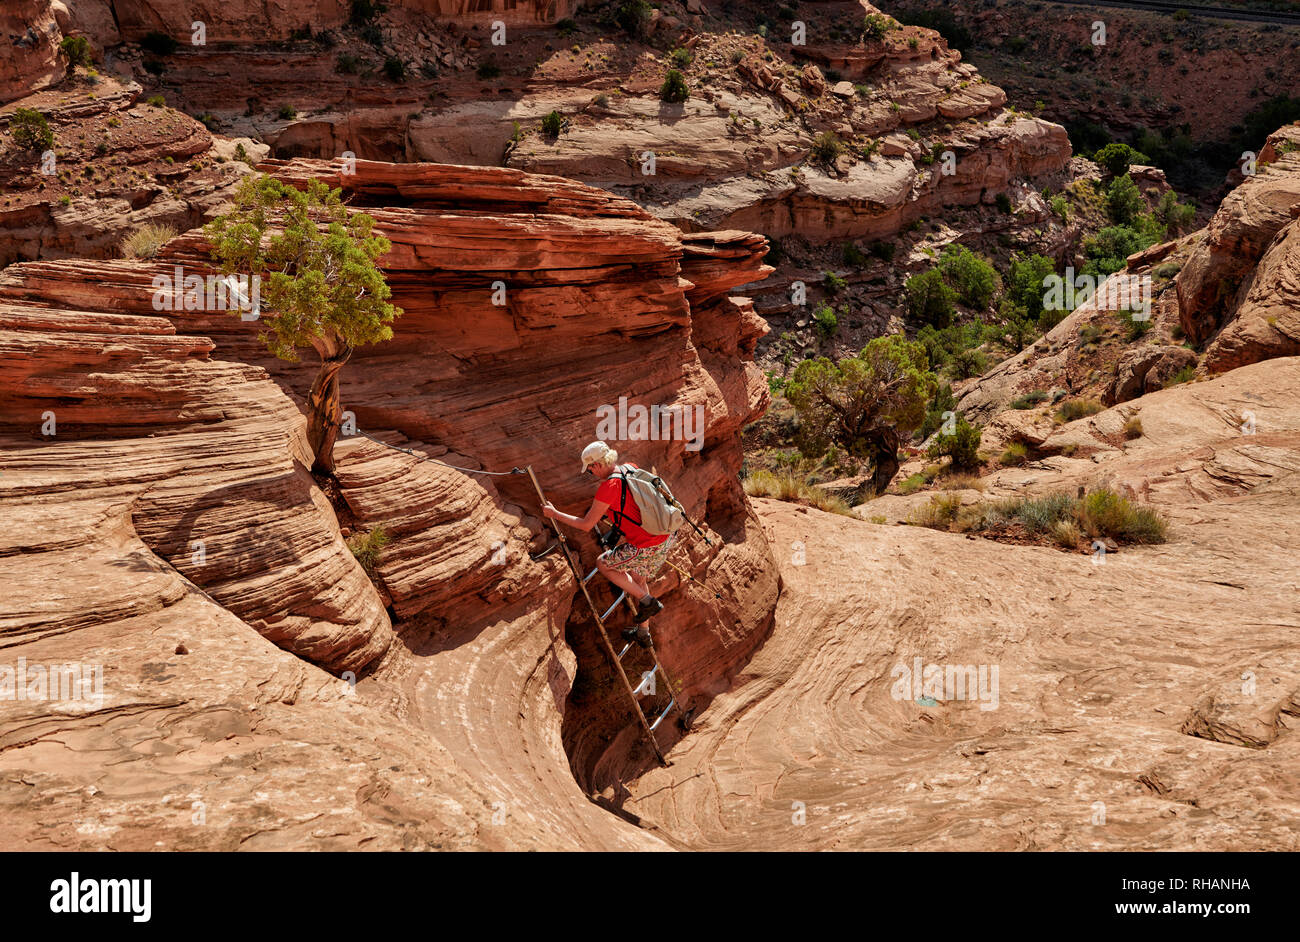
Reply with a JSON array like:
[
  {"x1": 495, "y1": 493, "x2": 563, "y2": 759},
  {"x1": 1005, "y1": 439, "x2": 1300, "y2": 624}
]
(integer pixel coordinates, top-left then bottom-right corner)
[
  {"x1": 306, "y1": 343, "x2": 352, "y2": 475},
  {"x1": 868, "y1": 430, "x2": 901, "y2": 496}
]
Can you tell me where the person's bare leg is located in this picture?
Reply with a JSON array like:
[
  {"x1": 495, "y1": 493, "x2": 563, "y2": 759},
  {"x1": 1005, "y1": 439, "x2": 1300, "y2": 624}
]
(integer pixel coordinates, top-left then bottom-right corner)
[{"x1": 597, "y1": 557, "x2": 643, "y2": 599}]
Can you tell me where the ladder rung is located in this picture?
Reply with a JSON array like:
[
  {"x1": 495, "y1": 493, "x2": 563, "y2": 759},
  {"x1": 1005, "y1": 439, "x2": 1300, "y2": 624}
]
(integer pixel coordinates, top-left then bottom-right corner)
[
  {"x1": 600, "y1": 591, "x2": 626, "y2": 622},
  {"x1": 583, "y1": 567, "x2": 599, "y2": 585},
  {"x1": 617, "y1": 641, "x2": 635, "y2": 658},
  {"x1": 648, "y1": 698, "x2": 676, "y2": 731}
]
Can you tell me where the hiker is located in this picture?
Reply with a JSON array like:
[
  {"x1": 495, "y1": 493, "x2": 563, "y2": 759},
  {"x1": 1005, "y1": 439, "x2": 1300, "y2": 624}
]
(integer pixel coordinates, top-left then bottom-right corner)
[{"x1": 541, "y1": 441, "x2": 676, "y2": 637}]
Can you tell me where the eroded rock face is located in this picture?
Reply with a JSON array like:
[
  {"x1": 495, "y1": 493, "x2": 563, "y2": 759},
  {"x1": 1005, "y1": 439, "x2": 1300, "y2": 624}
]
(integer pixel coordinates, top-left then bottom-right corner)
[
  {"x1": 1175, "y1": 126, "x2": 1300, "y2": 350},
  {"x1": 0, "y1": 157, "x2": 779, "y2": 846},
  {"x1": 1202, "y1": 217, "x2": 1300, "y2": 373},
  {"x1": 0, "y1": 1, "x2": 62, "y2": 105},
  {"x1": 1107, "y1": 345, "x2": 1197, "y2": 405}
]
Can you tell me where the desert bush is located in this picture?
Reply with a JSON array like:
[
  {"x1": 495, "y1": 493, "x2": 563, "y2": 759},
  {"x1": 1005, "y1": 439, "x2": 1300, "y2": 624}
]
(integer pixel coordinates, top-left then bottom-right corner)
[
  {"x1": 1164, "y1": 364, "x2": 1195, "y2": 387},
  {"x1": 1153, "y1": 260, "x2": 1182, "y2": 280},
  {"x1": 146, "y1": 94, "x2": 166, "y2": 107},
  {"x1": 811, "y1": 131, "x2": 843, "y2": 164},
  {"x1": 937, "y1": 244, "x2": 999, "y2": 309},
  {"x1": 660, "y1": 69, "x2": 689, "y2": 103},
  {"x1": 822, "y1": 270, "x2": 847, "y2": 295},
  {"x1": 60, "y1": 35, "x2": 93, "y2": 74},
  {"x1": 383, "y1": 56, "x2": 406, "y2": 81},
  {"x1": 542, "y1": 110, "x2": 563, "y2": 137},
  {"x1": 1000, "y1": 442, "x2": 1029, "y2": 466},
  {"x1": 938, "y1": 473, "x2": 985, "y2": 492},
  {"x1": 927, "y1": 414, "x2": 982, "y2": 469},
  {"x1": 1055, "y1": 398, "x2": 1104, "y2": 423},
  {"x1": 669, "y1": 47, "x2": 692, "y2": 69},
  {"x1": 1010, "y1": 390, "x2": 1050, "y2": 410},
  {"x1": 1124, "y1": 416, "x2": 1144, "y2": 439},
  {"x1": 995, "y1": 193, "x2": 1012, "y2": 214},
  {"x1": 862, "y1": 13, "x2": 895, "y2": 39},
  {"x1": 120, "y1": 222, "x2": 177, "y2": 259},
  {"x1": 905, "y1": 268, "x2": 957, "y2": 327},
  {"x1": 10, "y1": 108, "x2": 54, "y2": 151},
  {"x1": 615, "y1": 0, "x2": 653, "y2": 36},
  {"x1": 1077, "y1": 489, "x2": 1166, "y2": 543},
  {"x1": 842, "y1": 242, "x2": 868, "y2": 268},
  {"x1": 811, "y1": 302, "x2": 839, "y2": 339},
  {"x1": 277, "y1": 103, "x2": 297, "y2": 120},
  {"x1": 1049, "y1": 518, "x2": 1081, "y2": 549},
  {"x1": 347, "y1": 524, "x2": 390, "y2": 576},
  {"x1": 870, "y1": 240, "x2": 896, "y2": 262},
  {"x1": 1106, "y1": 174, "x2": 1144, "y2": 226},
  {"x1": 907, "y1": 492, "x2": 962, "y2": 528}
]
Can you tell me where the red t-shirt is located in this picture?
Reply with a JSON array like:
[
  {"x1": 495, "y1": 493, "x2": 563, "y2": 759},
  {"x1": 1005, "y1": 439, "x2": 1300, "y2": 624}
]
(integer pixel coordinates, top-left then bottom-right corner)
[{"x1": 595, "y1": 465, "x2": 668, "y2": 549}]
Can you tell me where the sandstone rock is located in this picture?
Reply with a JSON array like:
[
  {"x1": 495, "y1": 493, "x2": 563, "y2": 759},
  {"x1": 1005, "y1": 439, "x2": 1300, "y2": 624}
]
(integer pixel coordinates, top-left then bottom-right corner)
[
  {"x1": 0, "y1": 0, "x2": 61, "y2": 104},
  {"x1": 832, "y1": 80, "x2": 855, "y2": 98},
  {"x1": 1203, "y1": 217, "x2": 1300, "y2": 373},
  {"x1": 1107, "y1": 345, "x2": 1197, "y2": 404}
]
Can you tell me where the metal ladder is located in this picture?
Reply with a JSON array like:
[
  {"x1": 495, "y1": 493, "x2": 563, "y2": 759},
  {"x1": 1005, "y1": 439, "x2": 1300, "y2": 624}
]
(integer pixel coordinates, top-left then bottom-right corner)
[{"x1": 526, "y1": 466, "x2": 685, "y2": 766}]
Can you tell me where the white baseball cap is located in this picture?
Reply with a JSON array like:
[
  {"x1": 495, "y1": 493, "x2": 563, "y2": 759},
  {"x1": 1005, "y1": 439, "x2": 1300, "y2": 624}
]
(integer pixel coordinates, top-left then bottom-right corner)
[{"x1": 581, "y1": 441, "x2": 612, "y2": 472}]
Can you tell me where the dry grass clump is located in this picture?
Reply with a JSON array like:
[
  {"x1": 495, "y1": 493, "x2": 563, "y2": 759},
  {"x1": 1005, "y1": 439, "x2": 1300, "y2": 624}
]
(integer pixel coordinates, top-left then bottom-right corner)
[
  {"x1": 1124, "y1": 416, "x2": 1143, "y2": 439},
  {"x1": 1055, "y1": 398, "x2": 1104, "y2": 424},
  {"x1": 120, "y1": 222, "x2": 177, "y2": 259},
  {"x1": 908, "y1": 487, "x2": 1167, "y2": 546},
  {"x1": 743, "y1": 470, "x2": 853, "y2": 516},
  {"x1": 347, "y1": 524, "x2": 390, "y2": 577}
]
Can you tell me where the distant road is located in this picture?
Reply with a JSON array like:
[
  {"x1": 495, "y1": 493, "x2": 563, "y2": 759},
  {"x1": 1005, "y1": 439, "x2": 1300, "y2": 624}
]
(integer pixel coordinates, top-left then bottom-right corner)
[{"x1": 1036, "y1": 0, "x2": 1300, "y2": 26}]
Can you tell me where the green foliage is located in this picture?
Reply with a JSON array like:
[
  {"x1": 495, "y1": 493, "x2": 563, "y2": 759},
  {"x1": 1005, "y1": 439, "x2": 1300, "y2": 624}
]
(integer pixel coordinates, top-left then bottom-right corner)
[
  {"x1": 1093, "y1": 141, "x2": 1150, "y2": 176},
  {"x1": 9, "y1": 108, "x2": 53, "y2": 150},
  {"x1": 336, "y1": 53, "x2": 362, "y2": 74},
  {"x1": 995, "y1": 193, "x2": 1013, "y2": 214},
  {"x1": 1154, "y1": 190, "x2": 1195, "y2": 235},
  {"x1": 862, "y1": 14, "x2": 896, "y2": 39},
  {"x1": 1106, "y1": 174, "x2": 1144, "y2": 225},
  {"x1": 893, "y1": 7, "x2": 971, "y2": 49},
  {"x1": 660, "y1": 69, "x2": 689, "y2": 103},
  {"x1": 669, "y1": 47, "x2": 693, "y2": 69},
  {"x1": 205, "y1": 175, "x2": 401, "y2": 362},
  {"x1": 1049, "y1": 194, "x2": 1069, "y2": 220},
  {"x1": 59, "y1": 35, "x2": 92, "y2": 73},
  {"x1": 120, "y1": 222, "x2": 177, "y2": 259},
  {"x1": 786, "y1": 336, "x2": 939, "y2": 473},
  {"x1": 916, "y1": 321, "x2": 988, "y2": 379},
  {"x1": 542, "y1": 110, "x2": 563, "y2": 137},
  {"x1": 811, "y1": 130, "x2": 843, "y2": 164},
  {"x1": 1010, "y1": 390, "x2": 1049, "y2": 410},
  {"x1": 919, "y1": 383, "x2": 957, "y2": 440},
  {"x1": 842, "y1": 242, "x2": 868, "y2": 268},
  {"x1": 1082, "y1": 220, "x2": 1163, "y2": 278},
  {"x1": 870, "y1": 240, "x2": 896, "y2": 262},
  {"x1": 1077, "y1": 489, "x2": 1166, "y2": 543},
  {"x1": 1118, "y1": 309, "x2": 1152, "y2": 341},
  {"x1": 905, "y1": 268, "x2": 956, "y2": 327},
  {"x1": 938, "y1": 244, "x2": 999, "y2": 309},
  {"x1": 145, "y1": 94, "x2": 166, "y2": 107},
  {"x1": 615, "y1": 0, "x2": 653, "y2": 36},
  {"x1": 556, "y1": 18, "x2": 578, "y2": 36},
  {"x1": 927, "y1": 414, "x2": 982, "y2": 469},
  {"x1": 347, "y1": 524, "x2": 390, "y2": 577},
  {"x1": 277, "y1": 103, "x2": 297, "y2": 120},
  {"x1": 1164, "y1": 364, "x2": 1195, "y2": 387},
  {"x1": 383, "y1": 56, "x2": 406, "y2": 81},
  {"x1": 1056, "y1": 398, "x2": 1104, "y2": 423},
  {"x1": 822, "y1": 270, "x2": 847, "y2": 295},
  {"x1": 477, "y1": 61, "x2": 501, "y2": 79},
  {"x1": 812, "y1": 302, "x2": 838, "y2": 339},
  {"x1": 999, "y1": 442, "x2": 1029, "y2": 466}
]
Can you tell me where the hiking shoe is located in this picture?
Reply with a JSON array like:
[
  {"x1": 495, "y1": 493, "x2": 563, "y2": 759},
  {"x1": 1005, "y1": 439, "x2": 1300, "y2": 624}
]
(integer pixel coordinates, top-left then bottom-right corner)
[
  {"x1": 620, "y1": 625, "x2": 652, "y2": 649},
  {"x1": 631, "y1": 596, "x2": 662, "y2": 625}
]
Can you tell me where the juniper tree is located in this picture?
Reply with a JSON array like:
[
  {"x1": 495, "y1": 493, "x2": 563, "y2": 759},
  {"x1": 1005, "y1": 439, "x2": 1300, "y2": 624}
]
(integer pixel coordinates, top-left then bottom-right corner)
[
  {"x1": 786, "y1": 336, "x2": 939, "y2": 498},
  {"x1": 205, "y1": 174, "x2": 401, "y2": 474}
]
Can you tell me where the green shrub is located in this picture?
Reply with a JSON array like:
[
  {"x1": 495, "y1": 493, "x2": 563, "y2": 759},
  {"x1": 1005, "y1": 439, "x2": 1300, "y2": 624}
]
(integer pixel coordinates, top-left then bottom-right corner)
[
  {"x1": 1093, "y1": 141, "x2": 1149, "y2": 176},
  {"x1": 477, "y1": 61, "x2": 500, "y2": 79},
  {"x1": 1078, "y1": 489, "x2": 1166, "y2": 543},
  {"x1": 1106, "y1": 174, "x2": 1144, "y2": 225},
  {"x1": 669, "y1": 47, "x2": 692, "y2": 69},
  {"x1": 905, "y1": 268, "x2": 957, "y2": 327},
  {"x1": 615, "y1": 0, "x2": 653, "y2": 36},
  {"x1": 897, "y1": 473, "x2": 929, "y2": 495},
  {"x1": 542, "y1": 110, "x2": 563, "y2": 137},
  {"x1": 1154, "y1": 190, "x2": 1196, "y2": 235},
  {"x1": 812, "y1": 302, "x2": 838, "y2": 339},
  {"x1": 995, "y1": 193, "x2": 1012, "y2": 214},
  {"x1": 9, "y1": 108, "x2": 53, "y2": 150},
  {"x1": 1164, "y1": 365, "x2": 1195, "y2": 387},
  {"x1": 383, "y1": 56, "x2": 406, "y2": 81},
  {"x1": 277, "y1": 103, "x2": 297, "y2": 120},
  {"x1": 1124, "y1": 416, "x2": 1143, "y2": 439},
  {"x1": 842, "y1": 242, "x2": 868, "y2": 268},
  {"x1": 811, "y1": 130, "x2": 843, "y2": 164},
  {"x1": 999, "y1": 442, "x2": 1029, "y2": 466},
  {"x1": 862, "y1": 13, "x2": 895, "y2": 39},
  {"x1": 60, "y1": 35, "x2": 93, "y2": 73},
  {"x1": 1056, "y1": 398, "x2": 1104, "y2": 423},
  {"x1": 927, "y1": 414, "x2": 982, "y2": 469},
  {"x1": 822, "y1": 271, "x2": 847, "y2": 295},
  {"x1": 870, "y1": 240, "x2": 896, "y2": 262},
  {"x1": 907, "y1": 492, "x2": 962, "y2": 528},
  {"x1": 660, "y1": 69, "x2": 689, "y2": 103},
  {"x1": 948, "y1": 346, "x2": 988, "y2": 380},
  {"x1": 1153, "y1": 260, "x2": 1182, "y2": 280},
  {"x1": 1118, "y1": 309, "x2": 1152, "y2": 341},
  {"x1": 1010, "y1": 390, "x2": 1049, "y2": 410},
  {"x1": 347, "y1": 524, "x2": 390, "y2": 577},
  {"x1": 556, "y1": 18, "x2": 578, "y2": 36},
  {"x1": 146, "y1": 94, "x2": 166, "y2": 107},
  {"x1": 938, "y1": 244, "x2": 999, "y2": 309}
]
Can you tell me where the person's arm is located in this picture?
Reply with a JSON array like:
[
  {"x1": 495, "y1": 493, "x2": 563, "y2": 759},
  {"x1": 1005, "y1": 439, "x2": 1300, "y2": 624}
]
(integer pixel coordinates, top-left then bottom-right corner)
[{"x1": 542, "y1": 498, "x2": 610, "y2": 532}]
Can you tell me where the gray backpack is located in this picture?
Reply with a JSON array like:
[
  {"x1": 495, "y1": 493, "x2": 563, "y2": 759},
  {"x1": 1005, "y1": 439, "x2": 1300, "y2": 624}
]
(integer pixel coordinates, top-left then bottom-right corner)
[{"x1": 609, "y1": 465, "x2": 684, "y2": 538}]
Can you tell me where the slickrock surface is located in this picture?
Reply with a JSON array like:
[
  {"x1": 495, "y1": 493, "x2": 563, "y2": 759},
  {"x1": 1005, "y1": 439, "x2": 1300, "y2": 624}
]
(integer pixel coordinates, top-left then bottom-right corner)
[
  {"x1": 629, "y1": 359, "x2": 1300, "y2": 850},
  {"x1": 1177, "y1": 125, "x2": 1300, "y2": 368},
  {"x1": 0, "y1": 157, "x2": 775, "y2": 847}
]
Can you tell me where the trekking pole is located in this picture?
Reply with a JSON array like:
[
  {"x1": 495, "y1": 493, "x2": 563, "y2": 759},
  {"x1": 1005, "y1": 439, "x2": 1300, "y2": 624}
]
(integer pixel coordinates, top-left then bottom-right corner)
[{"x1": 660, "y1": 557, "x2": 724, "y2": 600}]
